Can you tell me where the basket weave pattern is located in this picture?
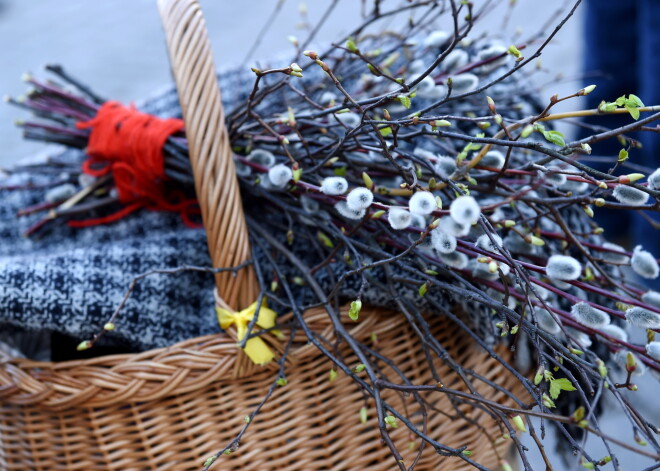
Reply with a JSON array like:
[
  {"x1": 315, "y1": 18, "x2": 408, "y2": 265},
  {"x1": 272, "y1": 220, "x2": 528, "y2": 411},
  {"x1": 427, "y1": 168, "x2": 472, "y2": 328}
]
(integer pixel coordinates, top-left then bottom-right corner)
[{"x1": 0, "y1": 307, "x2": 522, "y2": 470}]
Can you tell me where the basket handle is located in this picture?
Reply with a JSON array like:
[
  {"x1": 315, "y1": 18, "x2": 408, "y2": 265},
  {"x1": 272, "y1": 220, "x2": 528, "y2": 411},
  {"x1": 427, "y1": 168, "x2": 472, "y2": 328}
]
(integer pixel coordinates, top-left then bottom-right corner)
[{"x1": 158, "y1": 0, "x2": 258, "y2": 310}]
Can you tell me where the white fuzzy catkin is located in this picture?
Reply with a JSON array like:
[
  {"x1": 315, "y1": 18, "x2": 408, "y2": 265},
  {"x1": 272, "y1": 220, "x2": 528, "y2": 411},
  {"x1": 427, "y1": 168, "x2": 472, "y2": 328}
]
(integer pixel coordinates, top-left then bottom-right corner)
[
  {"x1": 267, "y1": 164, "x2": 293, "y2": 188},
  {"x1": 545, "y1": 166, "x2": 567, "y2": 187},
  {"x1": 409, "y1": 59, "x2": 426, "y2": 74},
  {"x1": 334, "y1": 201, "x2": 365, "y2": 220},
  {"x1": 434, "y1": 156, "x2": 457, "y2": 179},
  {"x1": 480, "y1": 151, "x2": 505, "y2": 169},
  {"x1": 625, "y1": 306, "x2": 660, "y2": 329},
  {"x1": 409, "y1": 191, "x2": 437, "y2": 215},
  {"x1": 449, "y1": 73, "x2": 479, "y2": 94},
  {"x1": 529, "y1": 284, "x2": 551, "y2": 301},
  {"x1": 320, "y1": 176, "x2": 348, "y2": 195},
  {"x1": 346, "y1": 187, "x2": 373, "y2": 210},
  {"x1": 476, "y1": 233, "x2": 502, "y2": 253},
  {"x1": 601, "y1": 242, "x2": 630, "y2": 264},
  {"x1": 410, "y1": 213, "x2": 426, "y2": 229},
  {"x1": 545, "y1": 255, "x2": 582, "y2": 281},
  {"x1": 646, "y1": 342, "x2": 660, "y2": 361},
  {"x1": 439, "y1": 251, "x2": 468, "y2": 269},
  {"x1": 424, "y1": 30, "x2": 450, "y2": 48},
  {"x1": 431, "y1": 229, "x2": 457, "y2": 254},
  {"x1": 497, "y1": 262, "x2": 511, "y2": 276},
  {"x1": 44, "y1": 183, "x2": 77, "y2": 203},
  {"x1": 449, "y1": 196, "x2": 480, "y2": 225},
  {"x1": 437, "y1": 216, "x2": 470, "y2": 237},
  {"x1": 247, "y1": 149, "x2": 276, "y2": 167},
  {"x1": 559, "y1": 179, "x2": 589, "y2": 194},
  {"x1": 648, "y1": 168, "x2": 660, "y2": 190},
  {"x1": 477, "y1": 45, "x2": 508, "y2": 71},
  {"x1": 600, "y1": 324, "x2": 628, "y2": 342},
  {"x1": 413, "y1": 147, "x2": 435, "y2": 161},
  {"x1": 612, "y1": 185, "x2": 650, "y2": 206},
  {"x1": 442, "y1": 49, "x2": 469, "y2": 72},
  {"x1": 641, "y1": 290, "x2": 660, "y2": 308},
  {"x1": 534, "y1": 308, "x2": 562, "y2": 334},
  {"x1": 570, "y1": 302, "x2": 610, "y2": 328},
  {"x1": 414, "y1": 76, "x2": 446, "y2": 100},
  {"x1": 319, "y1": 91, "x2": 337, "y2": 105},
  {"x1": 387, "y1": 208, "x2": 412, "y2": 230},
  {"x1": 631, "y1": 245, "x2": 659, "y2": 279},
  {"x1": 566, "y1": 328, "x2": 592, "y2": 348}
]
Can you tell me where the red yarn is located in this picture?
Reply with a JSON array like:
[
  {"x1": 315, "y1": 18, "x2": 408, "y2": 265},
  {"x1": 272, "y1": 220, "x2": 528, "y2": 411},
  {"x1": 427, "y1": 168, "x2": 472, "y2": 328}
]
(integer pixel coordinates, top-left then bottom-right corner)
[{"x1": 71, "y1": 101, "x2": 200, "y2": 228}]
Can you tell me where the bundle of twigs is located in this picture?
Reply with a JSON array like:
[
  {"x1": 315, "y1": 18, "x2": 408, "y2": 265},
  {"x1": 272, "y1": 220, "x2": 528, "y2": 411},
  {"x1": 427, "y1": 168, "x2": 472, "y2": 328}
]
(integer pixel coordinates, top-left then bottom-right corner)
[{"x1": 4, "y1": 65, "x2": 196, "y2": 235}]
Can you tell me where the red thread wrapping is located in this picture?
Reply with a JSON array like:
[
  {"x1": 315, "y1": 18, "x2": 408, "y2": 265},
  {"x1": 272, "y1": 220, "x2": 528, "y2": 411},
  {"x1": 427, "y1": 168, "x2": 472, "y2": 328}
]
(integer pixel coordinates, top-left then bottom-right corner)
[{"x1": 71, "y1": 101, "x2": 200, "y2": 228}]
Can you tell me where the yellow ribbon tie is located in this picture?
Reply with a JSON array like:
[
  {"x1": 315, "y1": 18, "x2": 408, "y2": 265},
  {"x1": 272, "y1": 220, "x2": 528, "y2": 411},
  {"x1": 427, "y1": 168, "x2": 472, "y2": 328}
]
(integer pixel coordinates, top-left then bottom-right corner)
[{"x1": 216, "y1": 300, "x2": 277, "y2": 365}]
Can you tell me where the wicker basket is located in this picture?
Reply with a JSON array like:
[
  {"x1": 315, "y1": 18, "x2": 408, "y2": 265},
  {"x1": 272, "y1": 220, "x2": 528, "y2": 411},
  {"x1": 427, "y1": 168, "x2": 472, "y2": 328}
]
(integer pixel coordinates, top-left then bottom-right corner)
[{"x1": 0, "y1": 1, "x2": 526, "y2": 469}]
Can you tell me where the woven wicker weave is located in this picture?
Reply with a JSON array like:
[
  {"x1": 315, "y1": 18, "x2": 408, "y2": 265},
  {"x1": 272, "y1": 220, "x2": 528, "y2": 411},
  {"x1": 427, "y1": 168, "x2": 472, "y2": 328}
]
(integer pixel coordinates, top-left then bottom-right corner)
[{"x1": 0, "y1": 1, "x2": 526, "y2": 469}]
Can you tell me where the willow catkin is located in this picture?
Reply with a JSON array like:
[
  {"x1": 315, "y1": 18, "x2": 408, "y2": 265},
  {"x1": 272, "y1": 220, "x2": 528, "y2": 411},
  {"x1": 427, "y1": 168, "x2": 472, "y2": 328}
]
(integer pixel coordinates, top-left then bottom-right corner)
[
  {"x1": 408, "y1": 191, "x2": 437, "y2": 215},
  {"x1": 570, "y1": 302, "x2": 610, "y2": 328},
  {"x1": 346, "y1": 187, "x2": 374, "y2": 211},
  {"x1": 431, "y1": 229, "x2": 457, "y2": 254},
  {"x1": 612, "y1": 185, "x2": 649, "y2": 206},
  {"x1": 387, "y1": 208, "x2": 412, "y2": 230},
  {"x1": 545, "y1": 254, "x2": 582, "y2": 281},
  {"x1": 320, "y1": 176, "x2": 348, "y2": 195},
  {"x1": 625, "y1": 306, "x2": 660, "y2": 329},
  {"x1": 267, "y1": 164, "x2": 293, "y2": 188},
  {"x1": 631, "y1": 245, "x2": 659, "y2": 279},
  {"x1": 449, "y1": 195, "x2": 480, "y2": 225}
]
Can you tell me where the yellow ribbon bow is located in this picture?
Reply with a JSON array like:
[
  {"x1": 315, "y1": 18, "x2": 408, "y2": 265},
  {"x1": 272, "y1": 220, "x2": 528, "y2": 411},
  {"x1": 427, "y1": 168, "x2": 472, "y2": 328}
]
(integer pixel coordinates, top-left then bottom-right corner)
[{"x1": 216, "y1": 300, "x2": 277, "y2": 365}]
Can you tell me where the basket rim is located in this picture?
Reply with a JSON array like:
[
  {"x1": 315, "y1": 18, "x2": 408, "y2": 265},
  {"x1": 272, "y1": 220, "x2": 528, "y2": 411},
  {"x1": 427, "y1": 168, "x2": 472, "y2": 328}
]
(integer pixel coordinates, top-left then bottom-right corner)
[{"x1": 0, "y1": 305, "x2": 400, "y2": 410}]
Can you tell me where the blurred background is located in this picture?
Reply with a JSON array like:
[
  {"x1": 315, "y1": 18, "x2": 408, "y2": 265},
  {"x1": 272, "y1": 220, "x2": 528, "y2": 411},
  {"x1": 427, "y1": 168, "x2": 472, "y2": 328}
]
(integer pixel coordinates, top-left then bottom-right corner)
[
  {"x1": 0, "y1": 0, "x2": 585, "y2": 167},
  {"x1": 0, "y1": 1, "x2": 656, "y2": 469}
]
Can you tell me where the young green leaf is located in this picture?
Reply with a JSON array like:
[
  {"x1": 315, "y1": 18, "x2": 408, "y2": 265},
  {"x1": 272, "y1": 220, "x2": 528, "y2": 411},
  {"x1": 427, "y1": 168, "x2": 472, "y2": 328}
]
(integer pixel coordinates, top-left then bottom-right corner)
[
  {"x1": 349, "y1": 299, "x2": 362, "y2": 321},
  {"x1": 345, "y1": 37, "x2": 358, "y2": 53},
  {"x1": 549, "y1": 377, "x2": 577, "y2": 400},
  {"x1": 598, "y1": 101, "x2": 617, "y2": 112},
  {"x1": 542, "y1": 130, "x2": 566, "y2": 147},
  {"x1": 384, "y1": 415, "x2": 398, "y2": 428},
  {"x1": 334, "y1": 166, "x2": 347, "y2": 176},
  {"x1": 317, "y1": 231, "x2": 334, "y2": 249},
  {"x1": 508, "y1": 44, "x2": 523, "y2": 59},
  {"x1": 625, "y1": 105, "x2": 640, "y2": 120},
  {"x1": 627, "y1": 94, "x2": 644, "y2": 108},
  {"x1": 379, "y1": 126, "x2": 393, "y2": 137},
  {"x1": 359, "y1": 407, "x2": 368, "y2": 424},
  {"x1": 398, "y1": 95, "x2": 411, "y2": 109}
]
